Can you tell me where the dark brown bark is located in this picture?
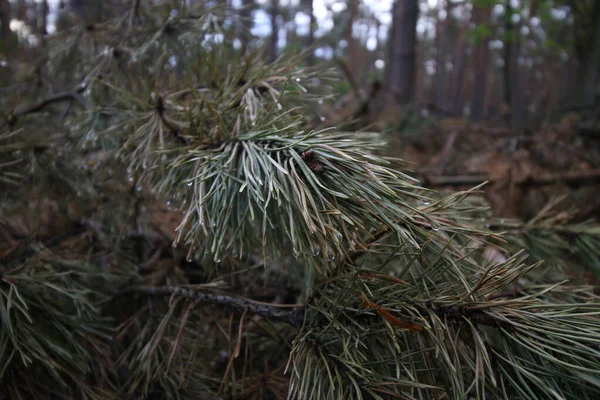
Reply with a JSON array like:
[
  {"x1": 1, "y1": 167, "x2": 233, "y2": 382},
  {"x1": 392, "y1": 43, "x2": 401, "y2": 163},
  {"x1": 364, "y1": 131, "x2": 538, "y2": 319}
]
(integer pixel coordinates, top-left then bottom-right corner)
[
  {"x1": 433, "y1": 0, "x2": 447, "y2": 109},
  {"x1": 503, "y1": 0, "x2": 513, "y2": 125},
  {"x1": 0, "y1": 0, "x2": 10, "y2": 51},
  {"x1": 386, "y1": 0, "x2": 419, "y2": 104},
  {"x1": 269, "y1": 0, "x2": 278, "y2": 62},
  {"x1": 15, "y1": 0, "x2": 27, "y2": 21},
  {"x1": 38, "y1": 0, "x2": 49, "y2": 36},
  {"x1": 450, "y1": 28, "x2": 468, "y2": 116},
  {"x1": 469, "y1": 3, "x2": 491, "y2": 121},
  {"x1": 238, "y1": 0, "x2": 254, "y2": 55},
  {"x1": 582, "y1": 2, "x2": 600, "y2": 109},
  {"x1": 345, "y1": 0, "x2": 358, "y2": 42},
  {"x1": 572, "y1": 1, "x2": 600, "y2": 109},
  {"x1": 305, "y1": 0, "x2": 315, "y2": 65}
]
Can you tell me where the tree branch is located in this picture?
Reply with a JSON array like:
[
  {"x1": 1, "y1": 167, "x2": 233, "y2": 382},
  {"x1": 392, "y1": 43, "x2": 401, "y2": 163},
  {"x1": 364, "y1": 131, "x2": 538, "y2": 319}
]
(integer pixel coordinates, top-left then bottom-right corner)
[
  {"x1": 11, "y1": 87, "x2": 87, "y2": 119},
  {"x1": 133, "y1": 285, "x2": 305, "y2": 328}
]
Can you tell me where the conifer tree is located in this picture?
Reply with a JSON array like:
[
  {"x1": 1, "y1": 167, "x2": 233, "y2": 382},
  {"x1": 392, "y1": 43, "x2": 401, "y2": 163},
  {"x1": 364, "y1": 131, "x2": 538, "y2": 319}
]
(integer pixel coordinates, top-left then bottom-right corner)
[{"x1": 1, "y1": 2, "x2": 600, "y2": 399}]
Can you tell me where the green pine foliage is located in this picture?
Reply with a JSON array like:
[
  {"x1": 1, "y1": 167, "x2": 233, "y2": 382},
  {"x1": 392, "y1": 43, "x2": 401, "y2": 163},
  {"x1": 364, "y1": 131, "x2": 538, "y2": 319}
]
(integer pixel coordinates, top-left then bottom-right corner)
[{"x1": 1, "y1": 2, "x2": 600, "y2": 399}]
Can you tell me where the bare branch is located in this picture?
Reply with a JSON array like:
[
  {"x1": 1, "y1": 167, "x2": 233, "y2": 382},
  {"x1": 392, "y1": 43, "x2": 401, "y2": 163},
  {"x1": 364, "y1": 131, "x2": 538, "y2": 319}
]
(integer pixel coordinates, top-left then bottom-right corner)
[
  {"x1": 133, "y1": 285, "x2": 305, "y2": 328},
  {"x1": 9, "y1": 87, "x2": 87, "y2": 124}
]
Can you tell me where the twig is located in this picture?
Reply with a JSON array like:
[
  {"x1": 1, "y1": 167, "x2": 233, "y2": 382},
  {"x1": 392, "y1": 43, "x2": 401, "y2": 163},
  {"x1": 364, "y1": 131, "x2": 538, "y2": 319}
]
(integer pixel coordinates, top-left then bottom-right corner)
[
  {"x1": 128, "y1": 0, "x2": 141, "y2": 32},
  {"x1": 155, "y1": 96, "x2": 190, "y2": 145},
  {"x1": 133, "y1": 285, "x2": 305, "y2": 328},
  {"x1": 11, "y1": 87, "x2": 86, "y2": 119}
]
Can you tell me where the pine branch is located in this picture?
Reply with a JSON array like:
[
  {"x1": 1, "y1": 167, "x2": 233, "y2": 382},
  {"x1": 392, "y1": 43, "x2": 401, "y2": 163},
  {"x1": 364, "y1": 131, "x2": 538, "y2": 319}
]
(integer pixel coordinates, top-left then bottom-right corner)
[
  {"x1": 132, "y1": 285, "x2": 305, "y2": 328},
  {"x1": 9, "y1": 87, "x2": 87, "y2": 121}
]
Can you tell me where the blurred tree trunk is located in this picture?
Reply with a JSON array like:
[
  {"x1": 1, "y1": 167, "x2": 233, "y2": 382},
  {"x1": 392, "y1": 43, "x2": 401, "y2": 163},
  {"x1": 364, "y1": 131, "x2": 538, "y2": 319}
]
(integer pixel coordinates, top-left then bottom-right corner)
[
  {"x1": 433, "y1": 1, "x2": 446, "y2": 109},
  {"x1": 15, "y1": 0, "x2": 27, "y2": 20},
  {"x1": 304, "y1": 0, "x2": 315, "y2": 65},
  {"x1": 344, "y1": 0, "x2": 358, "y2": 44},
  {"x1": 582, "y1": 2, "x2": 600, "y2": 109},
  {"x1": 0, "y1": 0, "x2": 10, "y2": 51},
  {"x1": 386, "y1": 0, "x2": 418, "y2": 104},
  {"x1": 269, "y1": 0, "x2": 278, "y2": 62},
  {"x1": 469, "y1": 2, "x2": 491, "y2": 121},
  {"x1": 502, "y1": 0, "x2": 513, "y2": 125},
  {"x1": 238, "y1": 0, "x2": 254, "y2": 55},
  {"x1": 573, "y1": 1, "x2": 600, "y2": 110},
  {"x1": 450, "y1": 26, "x2": 467, "y2": 116},
  {"x1": 38, "y1": 0, "x2": 49, "y2": 36},
  {"x1": 344, "y1": 0, "x2": 358, "y2": 60}
]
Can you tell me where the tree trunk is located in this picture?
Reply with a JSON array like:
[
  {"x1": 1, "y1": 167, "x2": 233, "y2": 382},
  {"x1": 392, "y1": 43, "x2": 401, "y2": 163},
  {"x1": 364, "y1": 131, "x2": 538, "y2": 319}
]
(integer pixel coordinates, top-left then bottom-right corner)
[
  {"x1": 238, "y1": 0, "x2": 253, "y2": 55},
  {"x1": 469, "y1": 3, "x2": 491, "y2": 121},
  {"x1": 449, "y1": 27, "x2": 468, "y2": 116},
  {"x1": 502, "y1": 0, "x2": 513, "y2": 125},
  {"x1": 16, "y1": 0, "x2": 27, "y2": 21},
  {"x1": 582, "y1": 2, "x2": 600, "y2": 109},
  {"x1": 433, "y1": 0, "x2": 446, "y2": 109},
  {"x1": 269, "y1": 0, "x2": 278, "y2": 62},
  {"x1": 0, "y1": 0, "x2": 10, "y2": 52},
  {"x1": 38, "y1": 0, "x2": 49, "y2": 36},
  {"x1": 386, "y1": 0, "x2": 419, "y2": 104},
  {"x1": 305, "y1": 0, "x2": 315, "y2": 66},
  {"x1": 572, "y1": 1, "x2": 600, "y2": 110}
]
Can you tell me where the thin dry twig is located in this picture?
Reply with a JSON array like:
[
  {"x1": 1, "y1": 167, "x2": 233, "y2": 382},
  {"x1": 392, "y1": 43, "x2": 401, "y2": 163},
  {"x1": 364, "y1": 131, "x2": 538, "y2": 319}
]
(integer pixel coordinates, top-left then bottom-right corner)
[{"x1": 132, "y1": 285, "x2": 305, "y2": 327}]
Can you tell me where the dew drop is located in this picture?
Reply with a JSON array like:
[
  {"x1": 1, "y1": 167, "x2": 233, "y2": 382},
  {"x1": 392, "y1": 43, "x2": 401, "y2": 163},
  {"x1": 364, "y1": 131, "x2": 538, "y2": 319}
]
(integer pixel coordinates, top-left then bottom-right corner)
[
  {"x1": 215, "y1": 258, "x2": 221, "y2": 263},
  {"x1": 186, "y1": 255, "x2": 192, "y2": 262},
  {"x1": 127, "y1": 175, "x2": 134, "y2": 183},
  {"x1": 187, "y1": 182, "x2": 193, "y2": 187},
  {"x1": 136, "y1": 185, "x2": 142, "y2": 192},
  {"x1": 312, "y1": 247, "x2": 320, "y2": 256},
  {"x1": 431, "y1": 225, "x2": 440, "y2": 232},
  {"x1": 166, "y1": 201, "x2": 171, "y2": 208},
  {"x1": 320, "y1": 116, "x2": 326, "y2": 122},
  {"x1": 326, "y1": 247, "x2": 335, "y2": 262},
  {"x1": 421, "y1": 199, "x2": 431, "y2": 205},
  {"x1": 211, "y1": 221, "x2": 216, "y2": 228},
  {"x1": 295, "y1": 77, "x2": 301, "y2": 82},
  {"x1": 318, "y1": 99, "x2": 324, "y2": 105}
]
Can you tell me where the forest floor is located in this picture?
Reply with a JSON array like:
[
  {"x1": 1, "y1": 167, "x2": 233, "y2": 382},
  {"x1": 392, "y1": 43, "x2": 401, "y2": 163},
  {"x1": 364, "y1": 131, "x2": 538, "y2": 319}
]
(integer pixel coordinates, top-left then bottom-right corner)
[{"x1": 322, "y1": 88, "x2": 600, "y2": 223}]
